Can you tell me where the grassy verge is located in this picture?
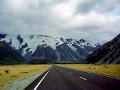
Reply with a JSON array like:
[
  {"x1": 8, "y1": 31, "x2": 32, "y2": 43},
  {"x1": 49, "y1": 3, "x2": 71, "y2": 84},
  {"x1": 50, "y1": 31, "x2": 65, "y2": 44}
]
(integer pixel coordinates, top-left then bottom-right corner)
[
  {"x1": 58, "y1": 64, "x2": 120, "y2": 79},
  {"x1": 0, "y1": 64, "x2": 51, "y2": 90}
]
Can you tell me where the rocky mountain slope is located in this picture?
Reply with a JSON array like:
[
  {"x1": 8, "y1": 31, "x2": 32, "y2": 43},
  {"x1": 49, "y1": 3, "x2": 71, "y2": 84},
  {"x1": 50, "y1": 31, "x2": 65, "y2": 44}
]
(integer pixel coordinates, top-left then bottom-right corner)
[
  {"x1": 0, "y1": 34, "x2": 100, "y2": 63},
  {"x1": 0, "y1": 41, "x2": 25, "y2": 64},
  {"x1": 85, "y1": 34, "x2": 120, "y2": 64}
]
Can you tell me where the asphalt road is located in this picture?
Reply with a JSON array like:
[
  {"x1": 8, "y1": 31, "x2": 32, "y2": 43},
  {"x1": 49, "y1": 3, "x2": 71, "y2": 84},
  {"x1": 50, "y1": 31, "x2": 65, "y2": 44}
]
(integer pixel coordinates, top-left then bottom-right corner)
[{"x1": 25, "y1": 65, "x2": 120, "y2": 90}]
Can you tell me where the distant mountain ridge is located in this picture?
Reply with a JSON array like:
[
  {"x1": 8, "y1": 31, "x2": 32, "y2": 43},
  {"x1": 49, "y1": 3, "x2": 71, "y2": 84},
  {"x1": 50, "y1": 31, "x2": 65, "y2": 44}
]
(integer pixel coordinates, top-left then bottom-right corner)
[
  {"x1": 0, "y1": 34, "x2": 100, "y2": 63},
  {"x1": 85, "y1": 34, "x2": 120, "y2": 64}
]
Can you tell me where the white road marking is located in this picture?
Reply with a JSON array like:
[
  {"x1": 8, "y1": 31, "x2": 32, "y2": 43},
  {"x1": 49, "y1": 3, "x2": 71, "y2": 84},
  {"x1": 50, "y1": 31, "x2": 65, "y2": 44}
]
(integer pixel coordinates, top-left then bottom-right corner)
[
  {"x1": 69, "y1": 72, "x2": 72, "y2": 75},
  {"x1": 107, "y1": 76, "x2": 114, "y2": 78},
  {"x1": 82, "y1": 71, "x2": 120, "y2": 81},
  {"x1": 33, "y1": 68, "x2": 51, "y2": 90},
  {"x1": 96, "y1": 74, "x2": 120, "y2": 80},
  {"x1": 116, "y1": 78, "x2": 120, "y2": 80},
  {"x1": 79, "y1": 77, "x2": 87, "y2": 80}
]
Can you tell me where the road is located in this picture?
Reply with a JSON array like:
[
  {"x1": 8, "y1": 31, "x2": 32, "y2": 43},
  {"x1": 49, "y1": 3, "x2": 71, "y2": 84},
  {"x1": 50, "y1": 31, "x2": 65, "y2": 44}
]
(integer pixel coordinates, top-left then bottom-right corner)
[{"x1": 25, "y1": 65, "x2": 120, "y2": 90}]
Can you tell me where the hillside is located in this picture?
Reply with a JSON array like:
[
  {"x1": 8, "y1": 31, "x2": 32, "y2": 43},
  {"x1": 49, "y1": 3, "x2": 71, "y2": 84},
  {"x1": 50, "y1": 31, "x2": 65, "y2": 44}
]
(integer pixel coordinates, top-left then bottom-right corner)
[
  {"x1": 0, "y1": 41, "x2": 25, "y2": 64},
  {"x1": 85, "y1": 34, "x2": 120, "y2": 64}
]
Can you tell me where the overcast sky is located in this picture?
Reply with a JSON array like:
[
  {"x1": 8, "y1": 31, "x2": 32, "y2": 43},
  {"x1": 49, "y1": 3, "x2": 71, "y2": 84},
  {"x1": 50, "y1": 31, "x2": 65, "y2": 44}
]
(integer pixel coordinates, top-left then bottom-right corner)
[{"x1": 0, "y1": 0, "x2": 120, "y2": 43}]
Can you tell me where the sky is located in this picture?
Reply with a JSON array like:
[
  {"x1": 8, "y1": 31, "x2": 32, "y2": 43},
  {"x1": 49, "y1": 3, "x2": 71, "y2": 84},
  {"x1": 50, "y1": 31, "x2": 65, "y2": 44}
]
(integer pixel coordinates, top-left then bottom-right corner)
[{"x1": 0, "y1": 0, "x2": 120, "y2": 43}]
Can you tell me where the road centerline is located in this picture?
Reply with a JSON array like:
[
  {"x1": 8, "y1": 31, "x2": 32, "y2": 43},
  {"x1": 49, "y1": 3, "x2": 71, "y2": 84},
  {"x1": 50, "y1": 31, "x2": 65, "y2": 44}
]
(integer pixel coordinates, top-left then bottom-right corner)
[
  {"x1": 79, "y1": 77, "x2": 87, "y2": 80},
  {"x1": 69, "y1": 72, "x2": 72, "y2": 75}
]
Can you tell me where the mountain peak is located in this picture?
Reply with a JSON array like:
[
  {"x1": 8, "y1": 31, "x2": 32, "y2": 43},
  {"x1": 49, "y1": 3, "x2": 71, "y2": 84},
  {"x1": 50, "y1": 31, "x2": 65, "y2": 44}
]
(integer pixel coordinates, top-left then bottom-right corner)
[{"x1": 0, "y1": 34, "x2": 100, "y2": 63}]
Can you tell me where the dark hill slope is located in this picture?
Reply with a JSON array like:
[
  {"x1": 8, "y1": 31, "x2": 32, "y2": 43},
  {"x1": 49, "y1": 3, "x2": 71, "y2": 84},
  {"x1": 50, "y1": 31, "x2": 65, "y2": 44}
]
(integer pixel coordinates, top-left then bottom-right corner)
[
  {"x1": 85, "y1": 34, "x2": 120, "y2": 64},
  {"x1": 0, "y1": 41, "x2": 25, "y2": 64}
]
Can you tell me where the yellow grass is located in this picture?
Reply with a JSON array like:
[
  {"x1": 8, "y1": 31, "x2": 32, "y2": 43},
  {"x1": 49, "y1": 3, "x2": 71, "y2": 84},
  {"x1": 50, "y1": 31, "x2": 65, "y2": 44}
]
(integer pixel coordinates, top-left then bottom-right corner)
[
  {"x1": 0, "y1": 64, "x2": 51, "y2": 90},
  {"x1": 58, "y1": 64, "x2": 120, "y2": 79}
]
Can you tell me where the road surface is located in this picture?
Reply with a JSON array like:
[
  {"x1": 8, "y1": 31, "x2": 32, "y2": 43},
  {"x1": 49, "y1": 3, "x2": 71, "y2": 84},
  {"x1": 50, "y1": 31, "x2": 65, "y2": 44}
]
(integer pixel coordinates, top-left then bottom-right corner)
[{"x1": 25, "y1": 65, "x2": 120, "y2": 90}]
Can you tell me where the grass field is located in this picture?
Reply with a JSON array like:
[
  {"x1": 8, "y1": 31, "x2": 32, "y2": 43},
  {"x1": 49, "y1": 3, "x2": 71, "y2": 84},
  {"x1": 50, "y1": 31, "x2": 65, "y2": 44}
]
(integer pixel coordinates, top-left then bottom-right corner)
[
  {"x1": 58, "y1": 64, "x2": 120, "y2": 79},
  {"x1": 0, "y1": 64, "x2": 51, "y2": 90}
]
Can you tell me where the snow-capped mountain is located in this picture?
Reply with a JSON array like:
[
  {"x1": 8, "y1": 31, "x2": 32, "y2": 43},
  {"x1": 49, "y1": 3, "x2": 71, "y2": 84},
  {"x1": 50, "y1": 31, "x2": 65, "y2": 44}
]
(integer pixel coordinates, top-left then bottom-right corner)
[{"x1": 0, "y1": 34, "x2": 100, "y2": 63}]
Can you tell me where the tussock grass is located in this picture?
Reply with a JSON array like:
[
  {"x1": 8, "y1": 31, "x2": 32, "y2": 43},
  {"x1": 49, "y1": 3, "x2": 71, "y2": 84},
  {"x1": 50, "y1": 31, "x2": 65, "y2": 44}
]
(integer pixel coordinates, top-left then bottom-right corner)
[
  {"x1": 0, "y1": 64, "x2": 51, "y2": 90},
  {"x1": 58, "y1": 64, "x2": 120, "y2": 79}
]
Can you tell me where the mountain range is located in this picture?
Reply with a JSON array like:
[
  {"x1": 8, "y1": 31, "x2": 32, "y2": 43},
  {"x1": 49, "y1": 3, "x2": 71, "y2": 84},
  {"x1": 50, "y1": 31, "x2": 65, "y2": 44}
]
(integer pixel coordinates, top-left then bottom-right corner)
[
  {"x1": 0, "y1": 34, "x2": 100, "y2": 64},
  {"x1": 0, "y1": 33, "x2": 120, "y2": 64}
]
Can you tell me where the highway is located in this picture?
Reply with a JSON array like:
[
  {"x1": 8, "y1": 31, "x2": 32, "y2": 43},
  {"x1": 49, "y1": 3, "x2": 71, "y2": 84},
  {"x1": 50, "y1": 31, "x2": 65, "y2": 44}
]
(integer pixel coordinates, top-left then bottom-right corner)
[{"x1": 25, "y1": 65, "x2": 120, "y2": 90}]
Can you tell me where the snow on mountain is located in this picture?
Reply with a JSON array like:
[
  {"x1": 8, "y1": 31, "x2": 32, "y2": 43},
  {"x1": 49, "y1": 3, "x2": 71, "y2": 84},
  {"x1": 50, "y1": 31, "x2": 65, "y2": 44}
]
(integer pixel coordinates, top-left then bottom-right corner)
[
  {"x1": 0, "y1": 34, "x2": 100, "y2": 63},
  {"x1": 1, "y1": 34, "x2": 61, "y2": 54}
]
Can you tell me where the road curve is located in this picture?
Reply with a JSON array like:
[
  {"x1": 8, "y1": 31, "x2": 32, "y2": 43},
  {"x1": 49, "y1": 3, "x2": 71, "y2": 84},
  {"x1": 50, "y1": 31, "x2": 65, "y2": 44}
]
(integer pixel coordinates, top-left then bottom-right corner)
[{"x1": 25, "y1": 65, "x2": 120, "y2": 90}]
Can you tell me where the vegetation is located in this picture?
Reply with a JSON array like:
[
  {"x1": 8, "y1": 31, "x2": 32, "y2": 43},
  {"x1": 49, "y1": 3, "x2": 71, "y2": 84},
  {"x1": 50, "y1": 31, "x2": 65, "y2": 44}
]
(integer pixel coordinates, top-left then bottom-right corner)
[
  {"x1": 58, "y1": 64, "x2": 120, "y2": 79},
  {"x1": 0, "y1": 64, "x2": 51, "y2": 90}
]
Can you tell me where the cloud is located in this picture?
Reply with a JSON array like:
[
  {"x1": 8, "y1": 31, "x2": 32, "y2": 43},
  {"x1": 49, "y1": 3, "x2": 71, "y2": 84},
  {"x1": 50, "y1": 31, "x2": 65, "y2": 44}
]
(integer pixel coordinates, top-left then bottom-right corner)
[
  {"x1": 76, "y1": 0, "x2": 120, "y2": 14},
  {"x1": 0, "y1": 0, "x2": 120, "y2": 44}
]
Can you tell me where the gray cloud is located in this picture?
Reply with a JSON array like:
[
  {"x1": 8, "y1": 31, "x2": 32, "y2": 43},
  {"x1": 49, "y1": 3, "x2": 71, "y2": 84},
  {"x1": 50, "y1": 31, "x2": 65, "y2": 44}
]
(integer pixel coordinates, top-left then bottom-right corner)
[
  {"x1": 76, "y1": 0, "x2": 102, "y2": 13},
  {"x1": 76, "y1": 0, "x2": 120, "y2": 14},
  {"x1": 0, "y1": 0, "x2": 120, "y2": 44}
]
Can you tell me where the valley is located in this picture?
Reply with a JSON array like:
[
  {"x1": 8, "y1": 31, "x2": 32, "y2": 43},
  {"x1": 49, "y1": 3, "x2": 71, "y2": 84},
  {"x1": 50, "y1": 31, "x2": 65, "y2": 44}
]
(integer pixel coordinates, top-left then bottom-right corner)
[{"x1": 0, "y1": 0, "x2": 120, "y2": 90}]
